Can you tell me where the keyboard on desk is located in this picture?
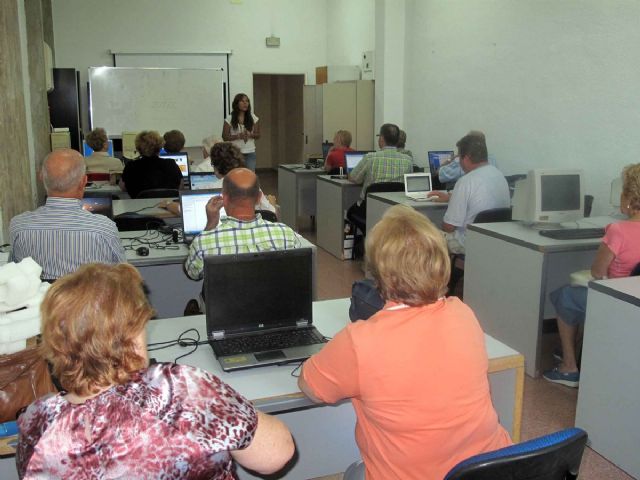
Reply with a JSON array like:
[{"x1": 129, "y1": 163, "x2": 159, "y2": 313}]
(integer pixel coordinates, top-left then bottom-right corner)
[
  {"x1": 212, "y1": 328, "x2": 326, "y2": 357},
  {"x1": 539, "y1": 227, "x2": 605, "y2": 240}
]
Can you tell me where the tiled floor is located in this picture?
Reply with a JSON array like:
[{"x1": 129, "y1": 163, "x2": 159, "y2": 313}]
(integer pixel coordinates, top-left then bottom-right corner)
[{"x1": 259, "y1": 169, "x2": 635, "y2": 480}]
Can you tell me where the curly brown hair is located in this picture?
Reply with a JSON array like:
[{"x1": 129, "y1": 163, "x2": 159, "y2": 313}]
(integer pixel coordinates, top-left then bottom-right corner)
[
  {"x1": 85, "y1": 128, "x2": 108, "y2": 152},
  {"x1": 211, "y1": 141, "x2": 245, "y2": 175},
  {"x1": 163, "y1": 129, "x2": 185, "y2": 153},
  {"x1": 622, "y1": 163, "x2": 640, "y2": 212},
  {"x1": 135, "y1": 130, "x2": 164, "y2": 157}
]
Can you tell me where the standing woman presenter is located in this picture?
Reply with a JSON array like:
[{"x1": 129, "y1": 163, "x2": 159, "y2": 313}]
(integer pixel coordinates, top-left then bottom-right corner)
[{"x1": 223, "y1": 93, "x2": 260, "y2": 171}]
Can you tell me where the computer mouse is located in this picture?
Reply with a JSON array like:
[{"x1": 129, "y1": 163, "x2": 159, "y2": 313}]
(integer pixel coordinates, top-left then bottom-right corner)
[{"x1": 136, "y1": 246, "x2": 149, "y2": 256}]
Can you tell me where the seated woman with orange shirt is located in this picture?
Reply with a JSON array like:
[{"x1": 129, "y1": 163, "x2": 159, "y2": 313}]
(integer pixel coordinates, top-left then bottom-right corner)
[
  {"x1": 324, "y1": 130, "x2": 354, "y2": 172},
  {"x1": 298, "y1": 205, "x2": 511, "y2": 480}
]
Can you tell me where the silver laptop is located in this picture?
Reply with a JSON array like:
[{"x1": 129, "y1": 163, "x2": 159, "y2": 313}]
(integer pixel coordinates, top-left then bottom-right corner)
[
  {"x1": 345, "y1": 151, "x2": 367, "y2": 173},
  {"x1": 205, "y1": 248, "x2": 326, "y2": 372},
  {"x1": 179, "y1": 189, "x2": 224, "y2": 244},
  {"x1": 160, "y1": 151, "x2": 190, "y2": 178},
  {"x1": 404, "y1": 173, "x2": 433, "y2": 200},
  {"x1": 189, "y1": 172, "x2": 221, "y2": 190}
]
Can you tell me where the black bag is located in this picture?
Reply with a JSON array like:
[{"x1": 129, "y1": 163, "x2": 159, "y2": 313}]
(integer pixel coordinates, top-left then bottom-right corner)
[{"x1": 349, "y1": 279, "x2": 384, "y2": 321}]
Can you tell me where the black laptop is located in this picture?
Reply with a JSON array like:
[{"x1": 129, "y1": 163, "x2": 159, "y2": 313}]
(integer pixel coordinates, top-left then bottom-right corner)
[{"x1": 204, "y1": 248, "x2": 326, "y2": 372}]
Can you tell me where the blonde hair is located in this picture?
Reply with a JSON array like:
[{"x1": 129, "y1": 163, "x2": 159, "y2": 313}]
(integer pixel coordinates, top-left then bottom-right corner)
[
  {"x1": 85, "y1": 128, "x2": 108, "y2": 151},
  {"x1": 40, "y1": 263, "x2": 153, "y2": 396},
  {"x1": 135, "y1": 130, "x2": 164, "y2": 157},
  {"x1": 622, "y1": 163, "x2": 640, "y2": 211},
  {"x1": 334, "y1": 130, "x2": 352, "y2": 148},
  {"x1": 366, "y1": 205, "x2": 450, "y2": 305}
]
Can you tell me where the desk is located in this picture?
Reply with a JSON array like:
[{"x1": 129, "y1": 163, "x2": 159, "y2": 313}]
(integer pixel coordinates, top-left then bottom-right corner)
[
  {"x1": 463, "y1": 216, "x2": 614, "y2": 377},
  {"x1": 0, "y1": 298, "x2": 523, "y2": 480},
  {"x1": 315, "y1": 176, "x2": 361, "y2": 260},
  {"x1": 366, "y1": 191, "x2": 448, "y2": 235},
  {"x1": 278, "y1": 164, "x2": 324, "y2": 231},
  {"x1": 575, "y1": 277, "x2": 640, "y2": 478},
  {"x1": 121, "y1": 232, "x2": 318, "y2": 319}
]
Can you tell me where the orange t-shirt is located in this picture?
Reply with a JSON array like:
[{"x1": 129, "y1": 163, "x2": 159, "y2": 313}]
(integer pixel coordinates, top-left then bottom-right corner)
[{"x1": 302, "y1": 297, "x2": 512, "y2": 480}]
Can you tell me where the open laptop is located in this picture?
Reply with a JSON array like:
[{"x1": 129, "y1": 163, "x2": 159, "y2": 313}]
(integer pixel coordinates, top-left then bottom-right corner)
[
  {"x1": 404, "y1": 173, "x2": 433, "y2": 200},
  {"x1": 345, "y1": 151, "x2": 368, "y2": 173},
  {"x1": 160, "y1": 152, "x2": 190, "y2": 178},
  {"x1": 427, "y1": 151, "x2": 454, "y2": 177},
  {"x1": 81, "y1": 192, "x2": 113, "y2": 219},
  {"x1": 205, "y1": 248, "x2": 326, "y2": 372},
  {"x1": 179, "y1": 189, "x2": 224, "y2": 244},
  {"x1": 189, "y1": 172, "x2": 221, "y2": 191}
]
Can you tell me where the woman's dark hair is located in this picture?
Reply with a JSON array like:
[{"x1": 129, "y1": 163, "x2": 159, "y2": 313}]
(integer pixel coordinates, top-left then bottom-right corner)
[
  {"x1": 211, "y1": 142, "x2": 245, "y2": 175},
  {"x1": 230, "y1": 93, "x2": 254, "y2": 132}
]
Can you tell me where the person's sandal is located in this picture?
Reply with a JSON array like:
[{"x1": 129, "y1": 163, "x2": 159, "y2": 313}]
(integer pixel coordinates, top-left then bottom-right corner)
[{"x1": 543, "y1": 367, "x2": 579, "y2": 388}]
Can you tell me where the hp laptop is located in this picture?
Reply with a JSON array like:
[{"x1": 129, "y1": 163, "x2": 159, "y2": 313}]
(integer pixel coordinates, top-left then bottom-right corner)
[
  {"x1": 205, "y1": 248, "x2": 326, "y2": 372},
  {"x1": 345, "y1": 151, "x2": 368, "y2": 173},
  {"x1": 404, "y1": 173, "x2": 433, "y2": 200},
  {"x1": 81, "y1": 192, "x2": 113, "y2": 218},
  {"x1": 160, "y1": 152, "x2": 190, "y2": 178},
  {"x1": 427, "y1": 151, "x2": 454, "y2": 177},
  {"x1": 189, "y1": 172, "x2": 222, "y2": 191},
  {"x1": 179, "y1": 189, "x2": 224, "y2": 244}
]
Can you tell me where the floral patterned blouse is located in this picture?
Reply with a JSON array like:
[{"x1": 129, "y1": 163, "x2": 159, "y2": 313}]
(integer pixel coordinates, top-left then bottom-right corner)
[{"x1": 17, "y1": 363, "x2": 257, "y2": 479}]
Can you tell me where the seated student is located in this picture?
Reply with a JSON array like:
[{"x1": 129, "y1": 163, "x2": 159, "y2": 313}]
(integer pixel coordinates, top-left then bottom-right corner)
[
  {"x1": 324, "y1": 130, "x2": 354, "y2": 172},
  {"x1": 84, "y1": 127, "x2": 123, "y2": 174},
  {"x1": 184, "y1": 168, "x2": 300, "y2": 280},
  {"x1": 191, "y1": 135, "x2": 219, "y2": 173},
  {"x1": 17, "y1": 263, "x2": 295, "y2": 479},
  {"x1": 544, "y1": 163, "x2": 640, "y2": 388},
  {"x1": 298, "y1": 205, "x2": 512, "y2": 480},
  {"x1": 428, "y1": 132, "x2": 510, "y2": 254},
  {"x1": 397, "y1": 129, "x2": 413, "y2": 159},
  {"x1": 437, "y1": 130, "x2": 497, "y2": 186},
  {"x1": 163, "y1": 129, "x2": 186, "y2": 154},
  {"x1": 120, "y1": 130, "x2": 183, "y2": 198}
]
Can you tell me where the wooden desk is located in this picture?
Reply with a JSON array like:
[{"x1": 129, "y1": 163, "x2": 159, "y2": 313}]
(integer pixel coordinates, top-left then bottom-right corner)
[
  {"x1": 575, "y1": 277, "x2": 640, "y2": 478},
  {"x1": 315, "y1": 175, "x2": 361, "y2": 260},
  {"x1": 366, "y1": 191, "x2": 448, "y2": 235},
  {"x1": 278, "y1": 164, "x2": 324, "y2": 231},
  {"x1": 0, "y1": 298, "x2": 523, "y2": 480},
  {"x1": 463, "y1": 216, "x2": 615, "y2": 377}
]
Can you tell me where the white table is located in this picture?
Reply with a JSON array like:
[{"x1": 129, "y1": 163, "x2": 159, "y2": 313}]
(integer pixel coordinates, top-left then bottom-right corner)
[
  {"x1": 575, "y1": 277, "x2": 640, "y2": 478},
  {"x1": 278, "y1": 164, "x2": 324, "y2": 231},
  {"x1": 121, "y1": 232, "x2": 318, "y2": 319},
  {"x1": 463, "y1": 216, "x2": 616, "y2": 377},
  {"x1": 366, "y1": 191, "x2": 448, "y2": 235},
  {"x1": 315, "y1": 176, "x2": 361, "y2": 260},
  {"x1": 0, "y1": 298, "x2": 524, "y2": 480}
]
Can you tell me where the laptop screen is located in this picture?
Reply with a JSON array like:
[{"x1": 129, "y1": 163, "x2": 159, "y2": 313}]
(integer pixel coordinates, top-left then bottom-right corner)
[
  {"x1": 81, "y1": 194, "x2": 113, "y2": 218},
  {"x1": 405, "y1": 173, "x2": 432, "y2": 193},
  {"x1": 189, "y1": 173, "x2": 221, "y2": 191},
  {"x1": 345, "y1": 152, "x2": 367, "y2": 173},
  {"x1": 205, "y1": 248, "x2": 313, "y2": 335},
  {"x1": 427, "y1": 151, "x2": 454, "y2": 175},
  {"x1": 83, "y1": 140, "x2": 114, "y2": 157},
  {"x1": 180, "y1": 190, "x2": 224, "y2": 235},
  {"x1": 160, "y1": 152, "x2": 190, "y2": 178}
]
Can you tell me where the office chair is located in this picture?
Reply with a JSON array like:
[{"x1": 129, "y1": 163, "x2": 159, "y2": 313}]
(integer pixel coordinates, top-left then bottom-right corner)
[
  {"x1": 448, "y1": 207, "x2": 512, "y2": 297},
  {"x1": 136, "y1": 188, "x2": 179, "y2": 199},
  {"x1": 256, "y1": 209, "x2": 278, "y2": 223},
  {"x1": 114, "y1": 213, "x2": 166, "y2": 232},
  {"x1": 346, "y1": 182, "x2": 404, "y2": 258},
  {"x1": 444, "y1": 427, "x2": 588, "y2": 480}
]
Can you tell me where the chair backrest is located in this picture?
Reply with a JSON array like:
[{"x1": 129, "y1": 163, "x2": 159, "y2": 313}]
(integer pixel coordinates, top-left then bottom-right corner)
[
  {"x1": 136, "y1": 188, "x2": 180, "y2": 199},
  {"x1": 361, "y1": 181, "x2": 405, "y2": 211},
  {"x1": 630, "y1": 262, "x2": 640, "y2": 277},
  {"x1": 474, "y1": 207, "x2": 512, "y2": 224},
  {"x1": 445, "y1": 428, "x2": 588, "y2": 480},
  {"x1": 256, "y1": 209, "x2": 278, "y2": 223}
]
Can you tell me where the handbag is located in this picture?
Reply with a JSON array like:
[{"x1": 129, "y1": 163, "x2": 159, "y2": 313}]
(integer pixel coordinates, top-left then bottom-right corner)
[
  {"x1": 0, "y1": 344, "x2": 57, "y2": 422},
  {"x1": 349, "y1": 279, "x2": 384, "y2": 321}
]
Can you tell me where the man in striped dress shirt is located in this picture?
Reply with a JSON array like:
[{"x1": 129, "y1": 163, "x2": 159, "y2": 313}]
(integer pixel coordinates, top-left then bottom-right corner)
[
  {"x1": 10, "y1": 149, "x2": 126, "y2": 280},
  {"x1": 184, "y1": 168, "x2": 301, "y2": 280}
]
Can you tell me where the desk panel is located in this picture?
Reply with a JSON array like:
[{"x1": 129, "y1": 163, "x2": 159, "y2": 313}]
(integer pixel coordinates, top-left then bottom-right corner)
[
  {"x1": 316, "y1": 176, "x2": 360, "y2": 260},
  {"x1": 278, "y1": 164, "x2": 324, "y2": 231},
  {"x1": 366, "y1": 191, "x2": 447, "y2": 235}
]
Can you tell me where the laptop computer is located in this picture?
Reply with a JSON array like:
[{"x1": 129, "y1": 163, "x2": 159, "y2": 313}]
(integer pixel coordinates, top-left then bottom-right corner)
[
  {"x1": 189, "y1": 172, "x2": 221, "y2": 191},
  {"x1": 427, "y1": 151, "x2": 454, "y2": 177},
  {"x1": 81, "y1": 192, "x2": 113, "y2": 218},
  {"x1": 179, "y1": 189, "x2": 224, "y2": 244},
  {"x1": 404, "y1": 173, "x2": 433, "y2": 200},
  {"x1": 160, "y1": 152, "x2": 190, "y2": 178},
  {"x1": 345, "y1": 151, "x2": 369, "y2": 173},
  {"x1": 205, "y1": 248, "x2": 326, "y2": 372}
]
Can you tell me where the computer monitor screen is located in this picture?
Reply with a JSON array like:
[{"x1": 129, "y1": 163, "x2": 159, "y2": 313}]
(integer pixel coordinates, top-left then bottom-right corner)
[
  {"x1": 160, "y1": 152, "x2": 190, "y2": 177},
  {"x1": 540, "y1": 175, "x2": 581, "y2": 212},
  {"x1": 180, "y1": 190, "x2": 225, "y2": 236},
  {"x1": 427, "y1": 151, "x2": 454, "y2": 176},
  {"x1": 189, "y1": 172, "x2": 221, "y2": 191},
  {"x1": 405, "y1": 173, "x2": 432, "y2": 193},
  {"x1": 83, "y1": 140, "x2": 114, "y2": 157},
  {"x1": 322, "y1": 142, "x2": 333, "y2": 160},
  {"x1": 345, "y1": 151, "x2": 368, "y2": 173},
  {"x1": 81, "y1": 193, "x2": 113, "y2": 218}
]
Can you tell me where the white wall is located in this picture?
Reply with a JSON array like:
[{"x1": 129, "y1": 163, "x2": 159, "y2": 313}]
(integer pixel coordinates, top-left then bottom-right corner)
[
  {"x1": 404, "y1": 0, "x2": 640, "y2": 215},
  {"x1": 51, "y1": 0, "x2": 328, "y2": 134},
  {"x1": 326, "y1": 0, "x2": 375, "y2": 66}
]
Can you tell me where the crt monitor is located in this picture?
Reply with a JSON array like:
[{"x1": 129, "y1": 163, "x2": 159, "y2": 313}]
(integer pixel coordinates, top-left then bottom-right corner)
[
  {"x1": 512, "y1": 169, "x2": 584, "y2": 225},
  {"x1": 82, "y1": 139, "x2": 113, "y2": 157}
]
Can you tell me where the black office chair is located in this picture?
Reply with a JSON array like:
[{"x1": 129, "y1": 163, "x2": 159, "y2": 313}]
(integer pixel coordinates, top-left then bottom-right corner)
[
  {"x1": 630, "y1": 262, "x2": 640, "y2": 277},
  {"x1": 448, "y1": 207, "x2": 512, "y2": 297},
  {"x1": 444, "y1": 427, "x2": 588, "y2": 480},
  {"x1": 256, "y1": 209, "x2": 278, "y2": 223},
  {"x1": 114, "y1": 213, "x2": 166, "y2": 232},
  {"x1": 136, "y1": 188, "x2": 179, "y2": 199}
]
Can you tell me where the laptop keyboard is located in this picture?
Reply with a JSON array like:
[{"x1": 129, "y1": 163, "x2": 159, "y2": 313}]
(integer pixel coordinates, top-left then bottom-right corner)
[
  {"x1": 539, "y1": 228, "x2": 605, "y2": 240},
  {"x1": 213, "y1": 328, "x2": 326, "y2": 356}
]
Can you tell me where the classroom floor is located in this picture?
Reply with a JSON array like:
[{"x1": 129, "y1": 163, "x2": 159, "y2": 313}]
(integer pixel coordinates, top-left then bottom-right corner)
[{"x1": 257, "y1": 169, "x2": 634, "y2": 480}]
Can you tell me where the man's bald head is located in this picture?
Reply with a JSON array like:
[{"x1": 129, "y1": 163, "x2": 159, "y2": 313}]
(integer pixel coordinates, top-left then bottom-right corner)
[
  {"x1": 222, "y1": 168, "x2": 260, "y2": 202},
  {"x1": 42, "y1": 149, "x2": 87, "y2": 196}
]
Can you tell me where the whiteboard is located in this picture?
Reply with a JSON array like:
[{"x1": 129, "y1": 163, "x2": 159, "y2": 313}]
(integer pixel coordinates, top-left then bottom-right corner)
[{"x1": 88, "y1": 67, "x2": 224, "y2": 147}]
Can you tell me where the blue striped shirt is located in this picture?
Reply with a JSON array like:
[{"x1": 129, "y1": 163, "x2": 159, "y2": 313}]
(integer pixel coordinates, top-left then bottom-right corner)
[{"x1": 9, "y1": 197, "x2": 126, "y2": 279}]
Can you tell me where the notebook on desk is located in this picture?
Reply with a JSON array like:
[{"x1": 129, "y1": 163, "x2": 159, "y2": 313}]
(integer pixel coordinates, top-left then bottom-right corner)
[
  {"x1": 404, "y1": 173, "x2": 433, "y2": 200},
  {"x1": 81, "y1": 192, "x2": 113, "y2": 219},
  {"x1": 205, "y1": 248, "x2": 326, "y2": 372},
  {"x1": 179, "y1": 189, "x2": 224, "y2": 244}
]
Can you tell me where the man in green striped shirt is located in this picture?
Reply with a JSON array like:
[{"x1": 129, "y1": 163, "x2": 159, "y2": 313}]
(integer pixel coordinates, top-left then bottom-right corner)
[{"x1": 185, "y1": 169, "x2": 301, "y2": 280}]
